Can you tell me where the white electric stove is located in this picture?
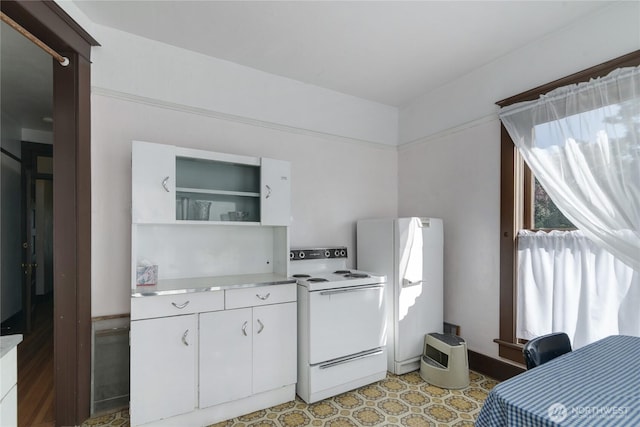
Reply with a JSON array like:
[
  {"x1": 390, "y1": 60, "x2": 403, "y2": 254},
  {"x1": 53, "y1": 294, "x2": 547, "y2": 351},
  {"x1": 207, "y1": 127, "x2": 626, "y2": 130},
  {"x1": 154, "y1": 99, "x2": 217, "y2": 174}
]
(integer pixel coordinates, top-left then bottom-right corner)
[{"x1": 291, "y1": 247, "x2": 388, "y2": 403}]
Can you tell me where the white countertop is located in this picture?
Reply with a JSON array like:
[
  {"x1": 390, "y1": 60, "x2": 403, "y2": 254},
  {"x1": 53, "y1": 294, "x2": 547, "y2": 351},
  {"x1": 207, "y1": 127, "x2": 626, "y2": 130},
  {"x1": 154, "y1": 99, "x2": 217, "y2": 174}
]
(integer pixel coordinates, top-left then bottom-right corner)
[
  {"x1": 132, "y1": 273, "x2": 295, "y2": 297},
  {"x1": 0, "y1": 335, "x2": 23, "y2": 358}
]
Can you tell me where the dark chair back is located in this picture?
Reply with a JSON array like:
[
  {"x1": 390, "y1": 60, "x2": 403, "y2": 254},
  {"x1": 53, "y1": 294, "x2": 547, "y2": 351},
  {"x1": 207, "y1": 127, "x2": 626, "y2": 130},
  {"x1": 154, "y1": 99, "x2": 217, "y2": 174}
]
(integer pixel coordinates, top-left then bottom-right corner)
[{"x1": 522, "y1": 332, "x2": 572, "y2": 369}]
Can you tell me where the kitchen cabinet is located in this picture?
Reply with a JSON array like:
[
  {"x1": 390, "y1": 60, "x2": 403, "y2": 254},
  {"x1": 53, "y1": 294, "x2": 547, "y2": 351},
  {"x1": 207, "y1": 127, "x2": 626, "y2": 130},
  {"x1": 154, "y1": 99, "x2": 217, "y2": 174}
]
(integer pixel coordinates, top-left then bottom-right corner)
[
  {"x1": 199, "y1": 308, "x2": 252, "y2": 407},
  {"x1": 260, "y1": 158, "x2": 291, "y2": 226},
  {"x1": 130, "y1": 314, "x2": 198, "y2": 426},
  {"x1": 130, "y1": 140, "x2": 294, "y2": 426},
  {"x1": 131, "y1": 141, "x2": 290, "y2": 225},
  {"x1": 130, "y1": 283, "x2": 296, "y2": 427},
  {"x1": 0, "y1": 335, "x2": 22, "y2": 427},
  {"x1": 199, "y1": 292, "x2": 296, "y2": 409},
  {"x1": 130, "y1": 290, "x2": 224, "y2": 320},
  {"x1": 131, "y1": 141, "x2": 176, "y2": 223},
  {"x1": 252, "y1": 302, "x2": 297, "y2": 394}
]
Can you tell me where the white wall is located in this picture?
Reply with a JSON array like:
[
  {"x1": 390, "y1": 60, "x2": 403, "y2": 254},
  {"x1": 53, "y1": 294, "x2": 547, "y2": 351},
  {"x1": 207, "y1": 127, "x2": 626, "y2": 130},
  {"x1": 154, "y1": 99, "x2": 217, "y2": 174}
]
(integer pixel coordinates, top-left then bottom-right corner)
[
  {"x1": 90, "y1": 24, "x2": 398, "y2": 147},
  {"x1": 60, "y1": 1, "x2": 639, "y2": 358},
  {"x1": 39, "y1": 6, "x2": 402, "y2": 317},
  {"x1": 398, "y1": 119, "x2": 501, "y2": 357},
  {"x1": 400, "y1": 2, "x2": 640, "y2": 144},
  {"x1": 398, "y1": 1, "x2": 640, "y2": 359},
  {"x1": 91, "y1": 93, "x2": 397, "y2": 317},
  {"x1": 54, "y1": 1, "x2": 398, "y2": 147}
]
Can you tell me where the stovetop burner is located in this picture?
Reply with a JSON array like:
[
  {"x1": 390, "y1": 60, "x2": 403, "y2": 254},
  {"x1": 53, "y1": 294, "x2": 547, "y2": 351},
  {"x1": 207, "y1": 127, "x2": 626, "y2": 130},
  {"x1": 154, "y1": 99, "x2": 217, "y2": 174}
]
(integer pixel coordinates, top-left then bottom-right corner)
[{"x1": 290, "y1": 247, "x2": 383, "y2": 291}]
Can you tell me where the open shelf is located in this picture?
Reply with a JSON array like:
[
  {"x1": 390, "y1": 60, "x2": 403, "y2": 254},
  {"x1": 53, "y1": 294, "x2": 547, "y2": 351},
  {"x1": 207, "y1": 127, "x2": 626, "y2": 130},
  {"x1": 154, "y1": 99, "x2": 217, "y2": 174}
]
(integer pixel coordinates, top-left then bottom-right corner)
[{"x1": 176, "y1": 187, "x2": 260, "y2": 198}]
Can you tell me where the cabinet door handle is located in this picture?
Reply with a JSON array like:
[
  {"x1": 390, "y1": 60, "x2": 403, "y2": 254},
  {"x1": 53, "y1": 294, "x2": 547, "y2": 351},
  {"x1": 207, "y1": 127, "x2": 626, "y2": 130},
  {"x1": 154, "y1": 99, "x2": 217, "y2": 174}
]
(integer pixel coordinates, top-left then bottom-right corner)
[
  {"x1": 171, "y1": 301, "x2": 190, "y2": 309},
  {"x1": 182, "y1": 329, "x2": 190, "y2": 346},
  {"x1": 162, "y1": 176, "x2": 170, "y2": 192},
  {"x1": 256, "y1": 292, "x2": 270, "y2": 300},
  {"x1": 402, "y1": 278, "x2": 424, "y2": 288},
  {"x1": 242, "y1": 321, "x2": 248, "y2": 336},
  {"x1": 265, "y1": 185, "x2": 271, "y2": 199},
  {"x1": 257, "y1": 319, "x2": 264, "y2": 334}
]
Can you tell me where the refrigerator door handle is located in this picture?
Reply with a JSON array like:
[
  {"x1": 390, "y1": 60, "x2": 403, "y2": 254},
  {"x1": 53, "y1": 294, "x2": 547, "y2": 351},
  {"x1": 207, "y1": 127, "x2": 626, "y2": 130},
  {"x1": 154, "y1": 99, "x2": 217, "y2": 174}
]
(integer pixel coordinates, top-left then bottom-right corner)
[{"x1": 402, "y1": 278, "x2": 424, "y2": 287}]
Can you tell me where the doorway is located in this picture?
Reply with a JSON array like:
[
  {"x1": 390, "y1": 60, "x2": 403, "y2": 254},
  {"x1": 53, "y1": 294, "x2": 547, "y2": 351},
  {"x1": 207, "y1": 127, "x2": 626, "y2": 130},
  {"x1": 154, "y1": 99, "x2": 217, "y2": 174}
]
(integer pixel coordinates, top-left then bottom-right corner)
[
  {"x1": 0, "y1": 142, "x2": 56, "y2": 426},
  {"x1": 0, "y1": 1, "x2": 98, "y2": 425},
  {"x1": 21, "y1": 142, "x2": 54, "y2": 335},
  {"x1": 21, "y1": 142, "x2": 55, "y2": 426},
  {"x1": 1, "y1": 12, "x2": 56, "y2": 426}
]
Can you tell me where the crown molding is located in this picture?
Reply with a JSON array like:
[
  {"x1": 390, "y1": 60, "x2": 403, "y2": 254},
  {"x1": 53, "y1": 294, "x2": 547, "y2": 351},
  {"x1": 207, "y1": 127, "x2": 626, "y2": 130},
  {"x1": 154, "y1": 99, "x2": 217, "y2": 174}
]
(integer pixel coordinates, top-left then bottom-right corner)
[
  {"x1": 398, "y1": 113, "x2": 499, "y2": 151},
  {"x1": 91, "y1": 86, "x2": 397, "y2": 151}
]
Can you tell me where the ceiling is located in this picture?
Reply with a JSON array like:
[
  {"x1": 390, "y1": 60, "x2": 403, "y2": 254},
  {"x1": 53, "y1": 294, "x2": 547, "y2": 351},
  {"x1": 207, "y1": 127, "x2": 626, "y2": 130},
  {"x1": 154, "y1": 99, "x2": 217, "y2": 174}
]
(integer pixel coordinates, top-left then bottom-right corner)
[
  {"x1": 74, "y1": 0, "x2": 612, "y2": 106},
  {"x1": 1, "y1": 1, "x2": 613, "y2": 138}
]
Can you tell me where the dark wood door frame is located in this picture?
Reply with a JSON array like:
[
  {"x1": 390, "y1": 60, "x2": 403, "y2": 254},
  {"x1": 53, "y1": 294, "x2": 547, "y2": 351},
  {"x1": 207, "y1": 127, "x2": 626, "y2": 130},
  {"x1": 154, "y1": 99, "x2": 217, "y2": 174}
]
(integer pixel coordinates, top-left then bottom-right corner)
[{"x1": 0, "y1": 1, "x2": 98, "y2": 425}]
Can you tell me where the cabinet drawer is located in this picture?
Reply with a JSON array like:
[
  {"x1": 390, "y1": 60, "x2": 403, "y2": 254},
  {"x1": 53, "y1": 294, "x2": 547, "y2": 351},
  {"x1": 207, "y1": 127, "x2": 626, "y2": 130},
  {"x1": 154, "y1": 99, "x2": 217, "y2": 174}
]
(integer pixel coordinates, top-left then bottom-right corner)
[
  {"x1": 131, "y1": 291, "x2": 224, "y2": 320},
  {"x1": 225, "y1": 283, "x2": 296, "y2": 309}
]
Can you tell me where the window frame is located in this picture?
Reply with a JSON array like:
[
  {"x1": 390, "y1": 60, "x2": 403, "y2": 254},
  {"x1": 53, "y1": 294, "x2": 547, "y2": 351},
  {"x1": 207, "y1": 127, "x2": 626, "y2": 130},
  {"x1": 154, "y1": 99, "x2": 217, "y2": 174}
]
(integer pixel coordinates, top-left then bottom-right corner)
[{"x1": 495, "y1": 50, "x2": 640, "y2": 364}]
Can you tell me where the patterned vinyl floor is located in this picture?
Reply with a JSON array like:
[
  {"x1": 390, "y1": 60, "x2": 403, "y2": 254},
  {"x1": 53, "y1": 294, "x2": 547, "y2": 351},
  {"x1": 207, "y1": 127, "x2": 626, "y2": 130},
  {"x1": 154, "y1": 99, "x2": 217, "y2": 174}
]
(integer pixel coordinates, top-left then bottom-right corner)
[{"x1": 82, "y1": 370, "x2": 496, "y2": 427}]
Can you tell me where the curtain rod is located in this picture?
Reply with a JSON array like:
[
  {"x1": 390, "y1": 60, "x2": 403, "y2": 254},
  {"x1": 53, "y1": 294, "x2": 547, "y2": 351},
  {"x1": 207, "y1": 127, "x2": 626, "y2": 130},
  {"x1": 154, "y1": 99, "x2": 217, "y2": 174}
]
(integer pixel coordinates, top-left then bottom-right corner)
[{"x1": 1, "y1": 11, "x2": 69, "y2": 66}]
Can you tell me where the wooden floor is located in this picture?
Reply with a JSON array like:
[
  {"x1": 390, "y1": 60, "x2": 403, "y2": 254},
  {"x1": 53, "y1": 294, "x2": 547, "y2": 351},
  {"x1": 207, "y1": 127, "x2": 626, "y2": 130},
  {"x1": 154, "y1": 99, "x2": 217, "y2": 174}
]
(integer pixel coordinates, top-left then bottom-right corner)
[{"x1": 16, "y1": 297, "x2": 55, "y2": 427}]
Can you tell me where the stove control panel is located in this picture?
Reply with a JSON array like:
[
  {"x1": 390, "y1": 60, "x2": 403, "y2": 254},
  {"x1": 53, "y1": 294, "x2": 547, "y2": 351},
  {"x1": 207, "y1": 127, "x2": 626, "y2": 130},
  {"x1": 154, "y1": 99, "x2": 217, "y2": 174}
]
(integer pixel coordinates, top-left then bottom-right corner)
[{"x1": 290, "y1": 247, "x2": 347, "y2": 261}]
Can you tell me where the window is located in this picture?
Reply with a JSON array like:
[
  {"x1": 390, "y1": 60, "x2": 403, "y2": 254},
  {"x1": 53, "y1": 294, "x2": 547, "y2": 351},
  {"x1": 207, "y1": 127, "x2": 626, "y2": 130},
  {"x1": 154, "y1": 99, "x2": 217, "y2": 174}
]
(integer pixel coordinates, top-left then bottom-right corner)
[
  {"x1": 495, "y1": 51, "x2": 640, "y2": 363},
  {"x1": 533, "y1": 179, "x2": 574, "y2": 229}
]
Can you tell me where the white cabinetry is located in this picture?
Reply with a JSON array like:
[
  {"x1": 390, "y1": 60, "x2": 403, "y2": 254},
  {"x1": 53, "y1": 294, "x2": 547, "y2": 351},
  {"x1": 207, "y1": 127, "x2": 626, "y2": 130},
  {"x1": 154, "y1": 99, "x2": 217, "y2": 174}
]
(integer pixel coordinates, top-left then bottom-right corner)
[
  {"x1": 131, "y1": 141, "x2": 290, "y2": 225},
  {"x1": 261, "y1": 158, "x2": 291, "y2": 226},
  {"x1": 199, "y1": 308, "x2": 252, "y2": 407},
  {"x1": 130, "y1": 315, "x2": 198, "y2": 425},
  {"x1": 130, "y1": 284, "x2": 296, "y2": 427},
  {"x1": 252, "y1": 302, "x2": 297, "y2": 394},
  {"x1": 200, "y1": 285, "x2": 296, "y2": 409},
  {"x1": 130, "y1": 140, "x2": 294, "y2": 426},
  {"x1": 0, "y1": 336, "x2": 22, "y2": 427},
  {"x1": 131, "y1": 141, "x2": 176, "y2": 223}
]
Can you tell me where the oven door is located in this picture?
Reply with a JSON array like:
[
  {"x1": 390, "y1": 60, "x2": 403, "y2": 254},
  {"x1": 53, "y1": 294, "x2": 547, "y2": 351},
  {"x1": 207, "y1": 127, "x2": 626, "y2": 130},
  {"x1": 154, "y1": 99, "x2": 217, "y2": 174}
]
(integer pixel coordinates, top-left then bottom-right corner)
[{"x1": 308, "y1": 283, "x2": 386, "y2": 364}]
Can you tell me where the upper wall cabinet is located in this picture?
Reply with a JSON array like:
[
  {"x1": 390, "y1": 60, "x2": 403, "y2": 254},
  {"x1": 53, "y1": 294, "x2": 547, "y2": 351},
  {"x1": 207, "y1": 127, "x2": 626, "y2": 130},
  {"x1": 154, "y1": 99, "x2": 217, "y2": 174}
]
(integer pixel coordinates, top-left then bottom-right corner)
[
  {"x1": 132, "y1": 141, "x2": 176, "y2": 223},
  {"x1": 131, "y1": 141, "x2": 291, "y2": 226},
  {"x1": 261, "y1": 158, "x2": 291, "y2": 227}
]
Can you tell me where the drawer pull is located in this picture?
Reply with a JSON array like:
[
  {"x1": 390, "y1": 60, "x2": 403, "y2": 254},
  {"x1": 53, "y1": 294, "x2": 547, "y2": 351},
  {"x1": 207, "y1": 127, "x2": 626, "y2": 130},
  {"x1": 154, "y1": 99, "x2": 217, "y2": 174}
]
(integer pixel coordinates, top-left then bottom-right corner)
[
  {"x1": 162, "y1": 176, "x2": 170, "y2": 192},
  {"x1": 256, "y1": 292, "x2": 271, "y2": 300},
  {"x1": 319, "y1": 284, "x2": 383, "y2": 296},
  {"x1": 319, "y1": 349, "x2": 384, "y2": 370},
  {"x1": 181, "y1": 329, "x2": 190, "y2": 346},
  {"x1": 257, "y1": 319, "x2": 264, "y2": 334},
  {"x1": 171, "y1": 301, "x2": 190, "y2": 309},
  {"x1": 242, "y1": 321, "x2": 248, "y2": 336}
]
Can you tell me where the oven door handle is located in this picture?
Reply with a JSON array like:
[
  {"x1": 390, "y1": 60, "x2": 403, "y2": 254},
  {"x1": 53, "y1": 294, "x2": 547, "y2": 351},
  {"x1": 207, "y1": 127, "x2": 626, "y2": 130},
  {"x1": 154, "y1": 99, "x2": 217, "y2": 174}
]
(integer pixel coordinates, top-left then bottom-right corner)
[
  {"x1": 319, "y1": 284, "x2": 383, "y2": 296},
  {"x1": 319, "y1": 349, "x2": 384, "y2": 370}
]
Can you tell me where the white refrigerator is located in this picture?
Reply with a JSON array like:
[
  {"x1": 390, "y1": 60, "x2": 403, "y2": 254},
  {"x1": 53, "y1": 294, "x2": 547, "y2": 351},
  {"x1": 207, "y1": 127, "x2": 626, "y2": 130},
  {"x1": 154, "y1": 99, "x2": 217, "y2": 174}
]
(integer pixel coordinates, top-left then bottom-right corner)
[{"x1": 357, "y1": 217, "x2": 443, "y2": 375}]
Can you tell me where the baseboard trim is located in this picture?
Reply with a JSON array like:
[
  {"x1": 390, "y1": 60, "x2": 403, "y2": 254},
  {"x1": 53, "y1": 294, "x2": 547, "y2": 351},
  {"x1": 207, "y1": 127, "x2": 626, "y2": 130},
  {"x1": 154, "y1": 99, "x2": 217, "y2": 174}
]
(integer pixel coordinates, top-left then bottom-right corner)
[{"x1": 468, "y1": 349, "x2": 525, "y2": 382}]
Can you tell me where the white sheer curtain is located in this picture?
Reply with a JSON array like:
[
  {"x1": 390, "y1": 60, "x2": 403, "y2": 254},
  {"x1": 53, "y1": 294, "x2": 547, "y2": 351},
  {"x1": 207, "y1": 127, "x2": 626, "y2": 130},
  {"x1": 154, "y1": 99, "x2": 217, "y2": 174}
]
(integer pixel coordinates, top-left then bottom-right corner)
[
  {"x1": 500, "y1": 66, "x2": 640, "y2": 271},
  {"x1": 517, "y1": 230, "x2": 640, "y2": 349}
]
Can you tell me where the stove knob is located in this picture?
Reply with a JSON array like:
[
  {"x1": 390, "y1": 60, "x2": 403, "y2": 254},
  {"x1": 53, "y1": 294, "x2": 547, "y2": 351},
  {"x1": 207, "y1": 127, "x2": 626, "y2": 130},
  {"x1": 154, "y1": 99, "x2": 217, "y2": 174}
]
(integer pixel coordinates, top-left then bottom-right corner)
[
  {"x1": 299, "y1": 251, "x2": 305, "y2": 259},
  {"x1": 334, "y1": 250, "x2": 340, "y2": 257},
  {"x1": 324, "y1": 250, "x2": 331, "y2": 258},
  {"x1": 289, "y1": 252, "x2": 294, "y2": 259},
  {"x1": 340, "y1": 249, "x2": 346, "y2": 257}
]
